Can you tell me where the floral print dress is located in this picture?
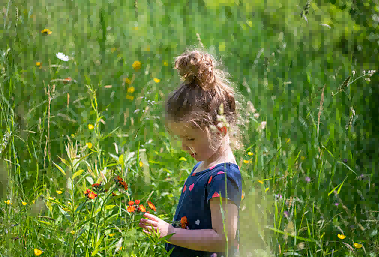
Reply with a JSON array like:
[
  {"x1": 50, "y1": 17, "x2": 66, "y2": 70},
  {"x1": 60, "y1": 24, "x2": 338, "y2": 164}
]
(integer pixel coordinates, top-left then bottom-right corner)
[{"x1": 165, "y1": 162, "x2": 243, "y2": 257}]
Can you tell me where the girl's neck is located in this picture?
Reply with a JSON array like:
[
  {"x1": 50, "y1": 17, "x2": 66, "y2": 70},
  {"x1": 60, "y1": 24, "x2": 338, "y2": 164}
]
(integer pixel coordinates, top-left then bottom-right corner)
[{"x1": 200, "y1": 136, "x2": 237, "y2": 170}]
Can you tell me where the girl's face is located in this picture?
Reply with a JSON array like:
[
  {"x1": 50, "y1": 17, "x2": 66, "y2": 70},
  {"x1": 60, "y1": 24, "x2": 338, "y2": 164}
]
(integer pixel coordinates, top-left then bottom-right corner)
[{"x1": 166, "y1": 121, "x2": 221, "y2": 162}]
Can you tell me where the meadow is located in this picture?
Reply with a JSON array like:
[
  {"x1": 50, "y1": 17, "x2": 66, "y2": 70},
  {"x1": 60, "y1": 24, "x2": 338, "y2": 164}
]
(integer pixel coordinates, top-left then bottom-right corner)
[{"x1": 1, "y1": 0, "x2": 379, "y2": 256}]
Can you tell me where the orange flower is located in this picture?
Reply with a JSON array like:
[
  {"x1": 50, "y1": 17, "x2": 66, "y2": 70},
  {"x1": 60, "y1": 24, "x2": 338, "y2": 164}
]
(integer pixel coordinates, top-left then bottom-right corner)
[
  {"x1": 128, "y1": 201, "x2": 134, "y2": 206},
  {"x1": 84, "y1": 189, "x2": 90, "y2": 195},
  {"x1": 135, "y1": 200, "x2": 140, "y2": 205},
  {"x1": 120, "y1": 181, "x2": 128, "y2": 190},
  {"x1": 147, "y1": 201, "x2": 156, "y2": 211},
  {"x1": 138, "y1": 204, "x2": 146, "y2": 212},
  {"x1": 87, "y1": 191, "x2": 97, "y2": 199},
  {"x1": 127, "y1": 205, "x2": 135, "y2": 213},
  {"x1": 92, "y1": 183, "x2": 101, "y2": 187},
  {"x1": 180, "y1": 216, "x2": 188, "y2": 229}
]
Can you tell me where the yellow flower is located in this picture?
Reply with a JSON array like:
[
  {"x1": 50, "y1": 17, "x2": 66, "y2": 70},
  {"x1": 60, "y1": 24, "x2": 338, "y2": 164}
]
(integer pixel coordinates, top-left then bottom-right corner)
[
  {"x1": 127, "y1": 87, "x2": 135, "y2": 94},
  {"x1": 257, "y1": 180, "x2": 264, "y2": 184},
  {"x1": 243, "y1": 160, "x2": 251, "y2": 164},
  {"x1": 48, "y1": 197, "x2": 55, "y2": 201},
  {"x1": 63, "y1": 208, "x2": 70, "y2": 212},
  {"x1": 41, "y1": 29, "x2": 52, "y2": 35},
  {"x1": 139, "y1": 161, "x2": 143, "y2": 167},
  {"x1": 56, "y1": 190, "x2": 63, "y2": 195},
  {"x1": 123, "y1": 78, "x2": 132, "y2": 84},
  {"x1": 300, "y1": 156, "x2": 306, "y2": 161},
  {"x1": 22, "y1": 201, "x2": 27, "y2": 206},
  {"x1": 163, "y1": 61, "x2": 168, "y2": 66},
  {"x1": 71, "y1": 134, "x2": 75, "y2": 138},
  {"x1": 4, "y1": 200, "x2": 11, "y2": 205},
  {"x1": 88, "y1": 124, "x2": 94, "y2": 130},
  {"x1": 285, "y1": 138, "x2": 291, "y2": 143},
  {"x1": 153, "y1": 78, "x2": 160, "y2": 83},
  {"x1": 126, "y1": 95, "x2": 134, "y2": 101},
  {"x1": 119, "y1": 247, "x2": 123, "y2": 251},
  {"x1": 338, "y1": 234, "x2": 346, "y2": 239},
  {"x1": 34, "y1": 249, "x2": 43, "y2": 256},
  {"x1": 108, "y1": 233, "x2": 115, "y2": 237},
  {"x1": 353, "y1": 243, "x2": 363, "y2": 249},
  {"x1": 86, "y1": 142, "x2": 93, "y2": 149},
  {"x1": 247, "y1": 152, "x2": 254, "y2": 156},
  {"x1": 32, "y1": 200, "x2": 35, "y2": 204},
  {"x1": 36, "y1": 62, "x2": 41, "y2": 67},
  {"x1": 70, "y1": 230, "x2": 76, "y2": 235},
  {"x1": 68, "y1": 202, "x2": 71, "y2": 205},
  {"x1": 132, "y1": 60, "x2": 141, "y2": 71}
]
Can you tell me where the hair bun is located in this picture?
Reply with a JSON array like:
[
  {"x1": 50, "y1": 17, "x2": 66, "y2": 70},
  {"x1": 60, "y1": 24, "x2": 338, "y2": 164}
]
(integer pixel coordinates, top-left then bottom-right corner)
[{"x1": 174, "y1": 50, "x2": 216, "y2": 90}]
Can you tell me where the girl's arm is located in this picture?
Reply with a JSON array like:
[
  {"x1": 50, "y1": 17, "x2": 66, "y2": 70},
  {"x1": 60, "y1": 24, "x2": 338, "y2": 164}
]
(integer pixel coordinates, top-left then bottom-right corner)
[{"x1": 168, "y1": 197, "x2": 238, "y2": 252}]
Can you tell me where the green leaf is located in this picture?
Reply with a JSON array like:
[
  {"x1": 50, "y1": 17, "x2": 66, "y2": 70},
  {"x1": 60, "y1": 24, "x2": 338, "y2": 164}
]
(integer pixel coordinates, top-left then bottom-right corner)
[
  {"x1": 72, "y1": 169, "x2": 84, "y2": 179},
  {"x1": 328, "y1": 176, "x2": 348, "y2": 196},
  {"x1": 53, "y1": 161, "x2": 66, "y2": 176},
  {"x1": 105, "y1": 205, "x2": 116, "y2": 210}
]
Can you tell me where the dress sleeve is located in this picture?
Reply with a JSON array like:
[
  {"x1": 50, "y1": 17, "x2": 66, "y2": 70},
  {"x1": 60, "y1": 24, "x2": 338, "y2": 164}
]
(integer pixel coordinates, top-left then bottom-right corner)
[{"x1": 206, "y1": 170, "x2": 242, "y2": 208}]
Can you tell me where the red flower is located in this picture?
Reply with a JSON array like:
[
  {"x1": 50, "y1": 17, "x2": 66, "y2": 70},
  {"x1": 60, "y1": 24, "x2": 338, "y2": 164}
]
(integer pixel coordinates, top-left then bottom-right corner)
[
  {"x1": 92, "y1": 183, "x2": 101, "y2": 187},
  {"x1": 127, "y1": 205, "x2": 135, "y2": 213},
  {"x1": 135, "y1": 200, "x2": 140, "y2": 205},
  {"x1": 128, "y1": 201, "x2": 134, "y2": 206},
  {"x1": 180, "y1": 216, "x2": 188, "y2": 229},
  {"x1": 147, "y1": 201, "x2": 156, "y2": 211},
  {"x1": 84, "y1": 189, "x2": 90, "y2": 195}
]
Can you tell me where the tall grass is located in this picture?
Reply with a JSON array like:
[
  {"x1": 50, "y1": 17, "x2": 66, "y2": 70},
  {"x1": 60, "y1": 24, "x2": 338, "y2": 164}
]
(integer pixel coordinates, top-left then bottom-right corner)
[{"x1": 1, "y1": 0, "x2": 378, "y2": 256}]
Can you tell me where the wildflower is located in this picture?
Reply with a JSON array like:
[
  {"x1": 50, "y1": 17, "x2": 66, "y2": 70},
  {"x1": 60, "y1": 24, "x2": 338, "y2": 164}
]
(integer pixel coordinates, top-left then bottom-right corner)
[
  {"x1": 338, "y1": 234, "x2": 346, "y2": 239},
  {"x1": 108, "y1": 233, "x2": 115, "y2": 237},
  {"x1": 48, "y1": 197, "x2": 55, "y2": 201},
  {"x1": 36, "y1": 62, "x2": 42, "y2": 67},
  {"x1": 87, "y1": 191, "x2": 97, "y2": 199},
  {"x1": 135, "y1": 200, "x2": 140, "y2": 205},
  {"x1": 114, "y1": 175, "x2": 128, "y2": 190},
  {"x1": 243, "y1": 160, "x2": 250, "y2": 164},
  {"x1": 88, "y1": 124, "x2": 94, "y2": 130},
  {"x1": 257, "y1": 180, "x2": 264, "y2": 184},
  {"x1": 274, "y1": 194, "x2": 283, "y2": 200},
  {"x1": 63, "y1": 208, "x2": 70, "y2": 212},
  {"x1": 41, "y1": 28, "x2": 52, "y2": 35},
  {"x1": 138, "y1": 204, "x2": 146, "y2": 212},
  {"x1": 284, "y1": 211, "x2": 289, "y2": 218},
  {"x1": 128, "y1": 201, "x2": 135, "y2": 206},
  {"x1": 70, "y1": 231, "x2": 76, "y2": 235},
  {"x1": 353, "y1": 243, "x2": 363, "y2": 249},
  {"x1": 123, "y1": 78, "x2": 132, "y2": 84},
  {"x1": 254, "y1": 113, "x2": 260, "y2": 119},
  {"x1": 34, "y1": 249, "x2": 43, "y2": 256},
  {"x1": 285, "y1": 138, "x2": 291, "y2": 143},
  {"x1": 335, "y1": 203, "x2": 339, "y2": 206},
  {"x1": 163, "y1": 61, "x2": 169, "y2": 66},
  {"x1": 4, "y1": 200, "x2": 11, "y2": 205},
  {"x1": 84, "y1": 189, "x2": 91, "y2": 195},
  {"x1": 86, "y1": 142, "x2": 93, "y2": 149},
  {"x1": 127, "y1": 87, "x2": 135, "y2": 94},
  {"x1": 260, "y1": 121, "x2": 267, "y2": 130},
  {"x1": 153, "y1": 78, "x2": 160, "y2": 83},
  {"x1": 300, "y1": 156, "x2": 306, "y2": 161},
  {"x1": 139, "y1": 161, "x2": 143, "y2": 167},
  {"x1": 56, "y1": 52, "x2": 69, "y2": 62},
  {"x1": 56, "y1": 190, "x2": 63, "y2": 195},
  {"x1": 21, "y1": 201, "x2": 27, "y2": 205},
  {"x1": 126, "y1": 95, "x2": 134, "y2": 101},
  {"x1": 127, "y1": 205, "x2": 135, "y2": 213},
  {"x1": 147, "y1": 201, "x2": 156, "y2": 211},
  {"x1": 343, "y1": 159, "x2": 348, "y2": 163},
  {"x1": 305, "y1": 177, "x2": 311, "y2": 183},
  {"x1": 180, "y1": 216, "x2": 188, "y2": 229},
  {"x1": 132, "y1": 61, "x2": 141, "y2": 71},
  {"x1": 247, "y1": 152, "x2": 253, "y2": 156}
]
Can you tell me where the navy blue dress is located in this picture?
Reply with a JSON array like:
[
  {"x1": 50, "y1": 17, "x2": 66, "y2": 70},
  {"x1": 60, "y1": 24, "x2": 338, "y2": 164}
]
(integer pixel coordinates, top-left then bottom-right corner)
[{"x1": 165, "y1": 162, "x2": 243, "y2": 257}]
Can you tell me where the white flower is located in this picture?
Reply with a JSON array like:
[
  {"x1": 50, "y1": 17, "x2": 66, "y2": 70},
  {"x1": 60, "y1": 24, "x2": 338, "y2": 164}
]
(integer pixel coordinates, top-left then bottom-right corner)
[
  {"x1": 254, "y1": 113, "x2": 260, "y2": 119},
  {"x1": 260, "y1": 121, "x2": 267, "y2": 130},
  {"x1": 56, "y1": 52, "x2": 69, "y2": 61}
]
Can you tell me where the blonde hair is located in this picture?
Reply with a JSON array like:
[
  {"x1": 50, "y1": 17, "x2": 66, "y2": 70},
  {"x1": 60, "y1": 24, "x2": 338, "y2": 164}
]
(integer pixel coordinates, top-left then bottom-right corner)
[{"x1": 165, "y1": 48, "x2": 244, "y2": 150}]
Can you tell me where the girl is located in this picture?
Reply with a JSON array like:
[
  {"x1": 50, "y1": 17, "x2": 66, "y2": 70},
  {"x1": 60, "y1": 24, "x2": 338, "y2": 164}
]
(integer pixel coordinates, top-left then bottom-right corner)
[{"x1": 138, "y1": 49, "x2": 243, "y2": 257}]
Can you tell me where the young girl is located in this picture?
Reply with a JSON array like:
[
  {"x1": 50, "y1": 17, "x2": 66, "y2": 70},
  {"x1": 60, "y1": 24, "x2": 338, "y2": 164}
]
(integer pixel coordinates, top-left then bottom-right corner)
[{"x1": 138, "y1": 49, "x2": 243, "y2": 257}]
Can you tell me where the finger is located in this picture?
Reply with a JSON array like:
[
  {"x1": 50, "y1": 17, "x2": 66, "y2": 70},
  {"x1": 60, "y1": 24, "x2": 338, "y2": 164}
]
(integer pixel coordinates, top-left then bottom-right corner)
[
  {"x1": 143, "y1": 212, "x2": 159, "y2": 221},
  {"x1": 141, "y1": 219, "x2": 156, "y2": 226}
]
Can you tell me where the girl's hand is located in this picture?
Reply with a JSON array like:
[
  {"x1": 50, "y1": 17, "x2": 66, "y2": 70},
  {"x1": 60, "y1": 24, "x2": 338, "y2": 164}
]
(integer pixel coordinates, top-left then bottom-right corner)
[{"x1": 138, "y1": 213, "x2": 175, "y2": 238}]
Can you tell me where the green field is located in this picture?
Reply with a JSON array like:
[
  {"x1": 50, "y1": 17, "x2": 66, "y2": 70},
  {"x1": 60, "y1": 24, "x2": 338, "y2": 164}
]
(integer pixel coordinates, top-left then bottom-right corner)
[{"x1": 1, "y1": 0, "x2": 379, "y2": 256}]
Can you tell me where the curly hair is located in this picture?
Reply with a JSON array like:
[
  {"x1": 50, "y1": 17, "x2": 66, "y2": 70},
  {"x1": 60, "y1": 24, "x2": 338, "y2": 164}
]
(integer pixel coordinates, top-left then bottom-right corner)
[{"x1": 165, "y1": 48, "x2": 244, "y2": 151}]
